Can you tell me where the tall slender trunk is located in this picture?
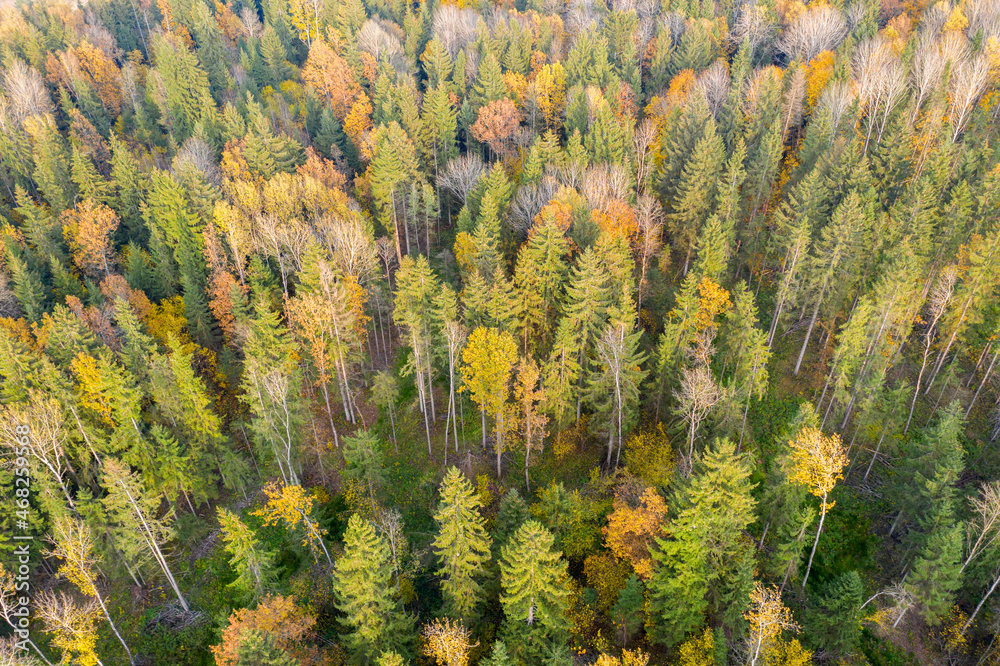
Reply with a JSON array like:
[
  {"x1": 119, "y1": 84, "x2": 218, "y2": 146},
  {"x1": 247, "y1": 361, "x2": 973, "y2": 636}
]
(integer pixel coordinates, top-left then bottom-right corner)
[
  {"x1": 794, "y1": 281, "x2": 829, "y2": 376},
  {"x1": 961, "y1": 569, "x2": 1000, "y2": 638},
  {"x1": 967, "y1": 348, "x2": 1000, "y2": 418},
  {"x1": 802, "y1": 499, "x2": 827, "y2": 591}
]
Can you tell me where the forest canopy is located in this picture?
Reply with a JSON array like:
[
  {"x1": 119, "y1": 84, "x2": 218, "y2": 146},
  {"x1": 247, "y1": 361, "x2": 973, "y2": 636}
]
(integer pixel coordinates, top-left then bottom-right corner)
[{"x1": 0, "y1": 0, "x2": 999, "y2": 663}]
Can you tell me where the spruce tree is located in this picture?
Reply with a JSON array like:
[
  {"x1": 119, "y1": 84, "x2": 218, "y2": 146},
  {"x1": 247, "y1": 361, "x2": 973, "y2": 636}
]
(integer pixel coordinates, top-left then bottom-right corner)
[
  {"x1": 500, "y1": 520, "x2": 569, "y2": 642},
  {"x1": 668, "y1": 118, "x2": 725, "y2": 274},
  {"x1": 333, "y1": 514, "x2": 414, "y2": 661},
  {"x1": 433, "y1": 467, "x2": 493, "y2": 622}
]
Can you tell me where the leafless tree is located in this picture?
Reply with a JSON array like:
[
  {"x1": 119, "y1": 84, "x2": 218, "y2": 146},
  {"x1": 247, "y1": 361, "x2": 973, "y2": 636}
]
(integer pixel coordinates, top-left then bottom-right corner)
[
  {"x1": 780, "y1": 64, "x2": 807, "y2": 138},
  {"x1": 582, "y1": 164, "x2": 630, "y2": 210},
  {"x1": 697, "y1": 60, "x2": 730, "y2": 119},
  {"x1": 0, "y1": 392, "x2": 75, "y2": 510},
  {"x1": 375, "y1": 507, "x2": 407, "y2": 598},
  {"x1": 968, "y1": 0, "x2": 1000, "y2": 39},
  {"x1": 963, "y1": 481, "x2": 1000, "y2": 573},
  {"x1": 376, "y1": 236, "x2": 397, "y2": 289},
  {"x1": 852, "y1": 36, "x2": 908, "y2": 151},
  {"x1": 173, "y1": 136, "x2": 221, "y2": 187},
  {"x1": 730, "y1": 5, "x2": 777, "y2": 55},
  {"x1": 816, "y1": 80, "x2": 856, "y2": 134},
  {"x1": 358, "y1": 19, "x2": 404, "y2": 65},
  {"x1": 314, "y1": 213, "x2": 379, "y2": 284},
  {"x1": 634, "y1": 117, "x2": 658, "y2": 195},
  {"x1": 909, "y1": 33, "x2": 949, "y2": 123},
  {"x1": 949, "y1": 51, "x2": 990, "y2": 140},
  {"x1": 3, "y1": 59, "x2": 52, "y2": 125},
  {"x1": 674, "y1": 366, "x2": 721, "y2": 476},
  {"x1": 433, "y1": 5, "x2": 479, "y2": 59},
  {"x1": 636, "y1": 195, "x2": 664, "y2": 314},
  {"x1": 777, "y1": 5, "x2": 847, "y2": 62},
  {"x1": 0, "y1": 272, "x2": 20, "y2": 319},
  {"x1": 239, "y1": 5, "x2": 262, "y2": 39},
  {"x1": 438, "y1": 154, "x2": 485, "y2": 206},
  {"x1": 510, "y1": 177, "x2": 558, "y2": 235}
]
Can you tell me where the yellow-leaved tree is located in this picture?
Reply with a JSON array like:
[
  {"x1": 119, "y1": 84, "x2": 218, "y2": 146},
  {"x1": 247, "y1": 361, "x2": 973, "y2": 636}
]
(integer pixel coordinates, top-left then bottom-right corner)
[
  {"x1": 460, "y1": 327, "x2": 519, "y2": 477},
  {"x1": 252, "y1": 481, "x2": 333, "y2": 566},
  {"x1": 788, "y1": 426, "x2": 848, "y2": 590},
  {"x1": 422, "y1": 618, "x2": 477, "y2": 666}
]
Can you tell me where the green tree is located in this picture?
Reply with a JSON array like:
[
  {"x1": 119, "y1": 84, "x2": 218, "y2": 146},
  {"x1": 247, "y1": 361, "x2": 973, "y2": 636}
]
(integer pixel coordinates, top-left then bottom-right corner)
[
  {"x1": 333, "y1": 514, "x2": 414, "y2": 662},
  {"x1": 369, "y1": 122, "x2": 420, "y2": 262},
  {"x1": 500, "y1": 520, "x2": 569, "y2": 642},
  {"x1": 218, "y1": 507, "x2": 278, "y2": 603},
  {"x1": 433, "y1": 467, "x2": 493, "y2": 622},
  {"x1": 667, "y1": 118, "x2": 725, "y2": 274},
  {"x1": 343, "y1": 429, "x2": 386, "y2": 504},
  {"x1": 513, "y1": 215, "x2": 571, "y2": 355}
]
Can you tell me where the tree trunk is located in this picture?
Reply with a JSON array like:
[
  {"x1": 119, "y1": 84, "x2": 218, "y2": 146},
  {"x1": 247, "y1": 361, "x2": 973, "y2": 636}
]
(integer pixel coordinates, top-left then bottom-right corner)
[
  {"x1": 802, "y1": 500, "x2": 827, "y2": 591},
  {"x1": 794, "y1": 286, "x2": 827, "y2": 376}
]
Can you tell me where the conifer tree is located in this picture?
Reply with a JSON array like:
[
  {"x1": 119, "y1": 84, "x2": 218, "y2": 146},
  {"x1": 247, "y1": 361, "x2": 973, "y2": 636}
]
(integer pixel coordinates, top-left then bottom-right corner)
[
  {"x1": 240, "y1": 300, "x2": 306, "y2": 486},
  {"x1": 433, "y1": 467, "x2": 493, "y2": 622},
  {"x1": 500, "y1": 520, "x2": 569, "y2": 640},
  {"x1": 514, "y1": 208, "x2": 571, "y2": 355},
  {"x1": 218, "y1": 507, "x2": 278, "y2": 602},
  {"x1": 668, "y1": 118, "x2": 725, "y2": 274},
  {"x1": 369, "y1": 122, "x2": 420, "y2": 261},
  {"x1": 333, "y1": 514, "x2": 414, "y2": 661}
]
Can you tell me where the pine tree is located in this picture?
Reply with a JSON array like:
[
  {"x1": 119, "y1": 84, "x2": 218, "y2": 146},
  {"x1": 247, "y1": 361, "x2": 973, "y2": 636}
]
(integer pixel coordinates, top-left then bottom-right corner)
[
  {"x1": 333, "y1": 514, "x2": 414, "y2": 661},
  {"x1": 433, "y1": 467, "x2": 493, "y2": 622},
  {"x1": 420, "y1": 85, "x2": 458, "y2": 174}
]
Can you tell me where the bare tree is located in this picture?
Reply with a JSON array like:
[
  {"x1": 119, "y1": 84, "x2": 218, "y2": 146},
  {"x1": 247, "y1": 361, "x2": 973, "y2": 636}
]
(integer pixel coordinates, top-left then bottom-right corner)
[
  {"x1": 173, "y1": 136, "x2": 221, "y2": 187},
  {"x1": 510, "y1": 177, "x2": 558, "y2": 235},
  {"x1": 314, "y1": 213, "x2": 379, "y2": 284},
  {"x1": 633, "y1": 118, "x2": 658, "y2": 195},
  {"x1": 963, "y1": 481, "x2": 1000, "y2": 573},
  {"x1": 375, "y1": 507, "x2": 407, "y2": 599},
  {"x1": 433, "y1": 5, "x2": 479, "y2": 59},
  {"x1": 777, "y1": 5, "x2": 847, "y2": 62},
  {"x1": 3, "y1": 59, "x2": 53, "y2": 125},
  {"x1": 852, "y1": 36, "x2": 908, "y2": 151},
  {"x1": 0, "y1": 566, "x2": 53, "y2": 665},
  {"x1": 780, "y1": 64, "x2": 807, "y2": 138},
  {"x1": 731, "y1": 5, "x2": 777, "y2": 55},
  {"x1": 357, "y1": 19, "x2": 404, "y2": 64},
  {"x1": 0, "y1": 392, "x2": 75, "y2": 510},
  {"x1": 581, "y1": 164, "x2": 630, "y2": 210},
  {"x1": 967, "y1": 0, "x2": 1000, "y2": 40},
  {"x1": 438, "y1": 154, "x2": 485, "y2": 206},
  {"x1": 239, "y1": 5, "x2": 262, "y2": 39},
  {"x1": 948, "y1": 52, "x2": 990, "y2": 141},
  {"x1": 697, "y1": 60, "x2": 730, "y2": 119},
  {"x1": 674, "y1": 366, "x2": 721, "y2": 476}
]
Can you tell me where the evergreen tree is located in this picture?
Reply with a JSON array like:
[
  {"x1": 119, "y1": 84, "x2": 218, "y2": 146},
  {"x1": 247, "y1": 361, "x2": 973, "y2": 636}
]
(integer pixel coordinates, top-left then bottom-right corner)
[
  {"x1": 333, "y1": 514, "x2": 415, "y2": 662},
  {"x1": 500, "y1": 520, "x2": 570, "y2": 645},
  {"x1": 668, "y1": 118, "x2": 725, "y2": 274},
  {"x1": 433, "y1": 467, "x2": 493, "y2": 622}
]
